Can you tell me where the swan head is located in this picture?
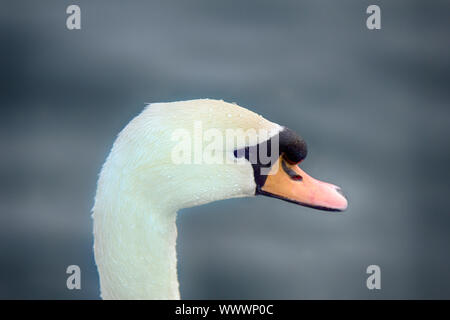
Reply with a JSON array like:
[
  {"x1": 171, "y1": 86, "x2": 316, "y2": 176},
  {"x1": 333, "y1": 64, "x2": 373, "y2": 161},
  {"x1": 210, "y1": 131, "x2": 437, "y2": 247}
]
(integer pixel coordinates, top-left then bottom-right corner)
[
  {"x1": 99, "y1": 99, "x2": 347, "y2": 215},
  {"x1": 93, "y1": 99, "x2": 348, "y2": 299}
]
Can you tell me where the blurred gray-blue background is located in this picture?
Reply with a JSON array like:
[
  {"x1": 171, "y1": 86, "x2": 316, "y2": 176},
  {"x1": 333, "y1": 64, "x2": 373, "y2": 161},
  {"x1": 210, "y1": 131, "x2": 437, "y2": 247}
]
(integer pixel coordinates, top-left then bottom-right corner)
[{"x1": 1, "y1": 0, "x2": 449, "y2": 299}]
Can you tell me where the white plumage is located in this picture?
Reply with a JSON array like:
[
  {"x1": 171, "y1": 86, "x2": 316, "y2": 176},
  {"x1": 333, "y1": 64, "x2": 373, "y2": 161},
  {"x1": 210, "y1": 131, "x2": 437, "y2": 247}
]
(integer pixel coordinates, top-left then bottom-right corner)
[{"x1": 92, "y1": 99, "x2": 282, "y2": 299}]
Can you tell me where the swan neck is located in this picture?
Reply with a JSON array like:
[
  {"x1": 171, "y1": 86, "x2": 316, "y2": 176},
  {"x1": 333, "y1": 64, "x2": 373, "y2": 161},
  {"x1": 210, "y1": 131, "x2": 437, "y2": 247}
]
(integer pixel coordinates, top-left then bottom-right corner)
[{"x1": 94, "y1": 199, "x2": 180, "y2": 299}]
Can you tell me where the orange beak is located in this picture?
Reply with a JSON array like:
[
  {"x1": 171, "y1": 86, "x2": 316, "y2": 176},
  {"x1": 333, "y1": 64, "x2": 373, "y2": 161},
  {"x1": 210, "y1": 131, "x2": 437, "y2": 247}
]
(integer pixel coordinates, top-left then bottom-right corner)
[{"x1": 258, "y1": 156, "x2": 348, "y2": 212}]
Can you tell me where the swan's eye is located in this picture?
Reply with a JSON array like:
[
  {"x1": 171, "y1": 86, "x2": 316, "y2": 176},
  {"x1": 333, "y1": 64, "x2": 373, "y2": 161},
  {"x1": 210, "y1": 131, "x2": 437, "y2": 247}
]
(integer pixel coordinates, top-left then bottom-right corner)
[{"x1": 281, "y1": 159, "x2": 303, "y2": 181}]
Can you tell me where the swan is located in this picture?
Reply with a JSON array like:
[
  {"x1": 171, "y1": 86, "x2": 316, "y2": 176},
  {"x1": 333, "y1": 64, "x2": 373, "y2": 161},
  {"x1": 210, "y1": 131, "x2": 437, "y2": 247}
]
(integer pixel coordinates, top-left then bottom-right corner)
[{"x1": 92, "y1": 99, "x2": 347, "y2": 299}]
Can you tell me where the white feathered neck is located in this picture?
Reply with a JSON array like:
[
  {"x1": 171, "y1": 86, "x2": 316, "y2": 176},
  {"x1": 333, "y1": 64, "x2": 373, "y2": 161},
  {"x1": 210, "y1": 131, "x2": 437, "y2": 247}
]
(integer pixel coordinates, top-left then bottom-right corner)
[{"x1": 92, "y1": 99, "x2": 281, "y2": 299}]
